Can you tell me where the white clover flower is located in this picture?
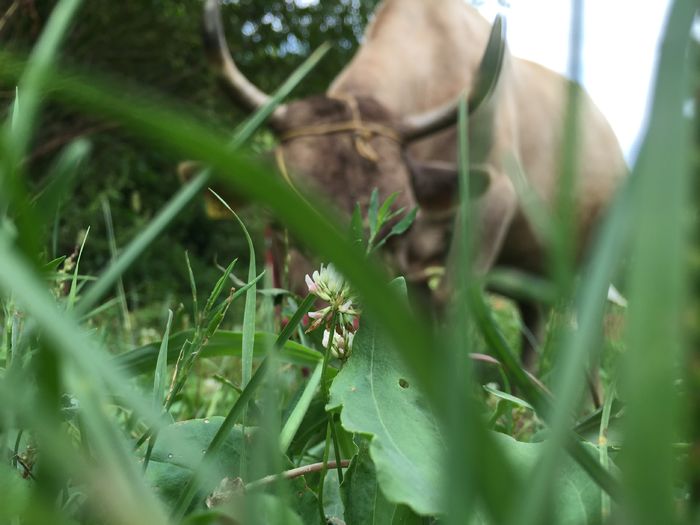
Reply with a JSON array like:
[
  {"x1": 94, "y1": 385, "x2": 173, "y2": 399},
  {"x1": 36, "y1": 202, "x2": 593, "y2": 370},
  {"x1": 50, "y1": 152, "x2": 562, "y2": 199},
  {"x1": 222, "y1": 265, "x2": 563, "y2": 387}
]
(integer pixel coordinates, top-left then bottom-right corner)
[
  {"x1": 305, "y1": 263, "x2": 359, "y2": 332},
  {"x1": 322, "y1": 328, "x2": 355, "y2": 360},
  {"x1": 305, "y1": 264, "x2": 352, "y2": 303}
]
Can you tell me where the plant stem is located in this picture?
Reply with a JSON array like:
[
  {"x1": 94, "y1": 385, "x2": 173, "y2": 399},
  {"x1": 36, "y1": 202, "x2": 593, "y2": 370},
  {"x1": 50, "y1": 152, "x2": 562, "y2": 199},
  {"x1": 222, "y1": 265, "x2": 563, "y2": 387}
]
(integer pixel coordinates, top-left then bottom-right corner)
[
  {"x1": 317, "y1": 421, "x2": 333, "y2": 524},
  {"x1": 246, "y1": 459, "x2": 350, "y2": 491},
  {"x1": 329, "y1": 411, "x2": 344, "y2": 484}
]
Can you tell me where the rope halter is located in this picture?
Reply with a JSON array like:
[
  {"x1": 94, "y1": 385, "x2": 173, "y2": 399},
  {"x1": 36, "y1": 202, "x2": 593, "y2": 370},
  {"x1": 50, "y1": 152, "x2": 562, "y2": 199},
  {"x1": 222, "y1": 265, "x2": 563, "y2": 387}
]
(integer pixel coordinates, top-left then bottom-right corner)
[{"x1": 274, "y1": 94, "x2": 401, "y2": 196}]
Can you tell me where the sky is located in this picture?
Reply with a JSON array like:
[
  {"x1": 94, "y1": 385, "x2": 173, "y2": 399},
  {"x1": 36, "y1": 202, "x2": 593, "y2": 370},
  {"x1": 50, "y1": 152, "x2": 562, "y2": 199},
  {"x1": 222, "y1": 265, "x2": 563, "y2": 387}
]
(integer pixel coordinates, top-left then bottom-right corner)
[{"x1": 473, "y1": 0, "x2": 673, "y2": 163}]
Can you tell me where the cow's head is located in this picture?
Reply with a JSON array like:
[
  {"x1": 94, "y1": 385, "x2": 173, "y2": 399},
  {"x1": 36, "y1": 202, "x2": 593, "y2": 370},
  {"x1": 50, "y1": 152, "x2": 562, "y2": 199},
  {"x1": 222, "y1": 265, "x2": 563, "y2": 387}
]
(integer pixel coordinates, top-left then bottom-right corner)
[{"x1": 200, "y1": 0, "x2": 504, "y2": 290}]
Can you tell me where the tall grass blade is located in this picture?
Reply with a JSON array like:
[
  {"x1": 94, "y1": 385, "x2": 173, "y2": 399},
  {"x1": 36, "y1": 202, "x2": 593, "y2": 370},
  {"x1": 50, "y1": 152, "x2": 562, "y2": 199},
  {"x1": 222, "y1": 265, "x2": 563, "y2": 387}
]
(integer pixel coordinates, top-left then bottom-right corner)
[
  {"x1": 73, "y1": 43, "x2": 329, "y2": 316},
  {"x1": 209, "y1": 190, "x2": 257, "y2": 389},
  {"x1": 444, "y1": 97, "x2": 514, "y2": 524},
  {"x1": 34, "y1": 138, "x2": 91, "y2": 224},
  {"x1": 280, "y1": 362, "x2": 323, "y2": 454},
  {"x1": 154, "y1": 309, "x2": 174, "y2": 408},
  {"x1": 143, "y1": 309, "x2": 174, "y2": 472},
  {"x1": 0, "y1": 0, "x2": 81, "y2": 261},
  {"x1": 100, "y1": 196, "x2": 133, "y2": 341},
  {"x1": 623, "y1": 1, "x2": 695, "y2": 523},
  {"x1": 66, "y1": 226, "x2": 90, "y2": 310}
]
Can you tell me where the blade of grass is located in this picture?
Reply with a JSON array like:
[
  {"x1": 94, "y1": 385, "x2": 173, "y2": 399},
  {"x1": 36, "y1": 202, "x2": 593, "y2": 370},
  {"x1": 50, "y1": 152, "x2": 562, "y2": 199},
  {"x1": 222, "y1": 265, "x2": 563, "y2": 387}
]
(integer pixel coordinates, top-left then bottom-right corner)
[
  {"x1": 598, "y1": 384, "x2": 615, "y2": 521},
  {"x1": 33, "y1": 138, "x2": 91, "y2": 224},
  {"x1": 622, "y1": 1, "x2": 694, "y2": 523},
  {"x1": 153, "y1": 309, "x2": 174, "y2": 408},
  {"x1": 207, "y1": 190, "x2": 257, "y2": 480},
  {"x1": 203, "y1": 257, "x2": 237, "y2": 317},
  {"x1": 73, "y1": 43, "x2": 330, "y2": 316},
  {"x1": 444, "y1": 96, "x2": 515, "y2": 525},
  {"x1": 279, "y1": 362, "x2": 323, "y2": 453},
  {"x1": 66, "y1": 226, "x2": 90, "y2": 310},
  {"x1": 508, "y1": 160, "x2": 633, "y2": 525},
  {"x1": 0, "y1": 0, "x2": 81, "y2": 261},
  {"x1": 101, "y1": 196, "x2": 133, "y2": 344},
  {"x1": 116, "y1": 330, "x2": 322, "y2": 375},
  {"x1": 143, "y1": 309, "x2": 174, "y2": 472},
  {"x1": 550, "y1": 0, "x2": 584, "y2": 297},
  {"x1": 209, "y1": 190, "x2": 256, "y2": 389},
  {"x1": 184, "y1": 251, "x2": 199, "y2": 322}
]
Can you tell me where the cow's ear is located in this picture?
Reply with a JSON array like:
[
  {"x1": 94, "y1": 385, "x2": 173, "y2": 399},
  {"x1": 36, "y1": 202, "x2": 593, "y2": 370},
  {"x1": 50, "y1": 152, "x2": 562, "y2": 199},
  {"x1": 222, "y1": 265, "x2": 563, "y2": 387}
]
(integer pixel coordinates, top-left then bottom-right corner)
[{"x1": 405, "y1": 157, "x2": 490, "y2": 211}]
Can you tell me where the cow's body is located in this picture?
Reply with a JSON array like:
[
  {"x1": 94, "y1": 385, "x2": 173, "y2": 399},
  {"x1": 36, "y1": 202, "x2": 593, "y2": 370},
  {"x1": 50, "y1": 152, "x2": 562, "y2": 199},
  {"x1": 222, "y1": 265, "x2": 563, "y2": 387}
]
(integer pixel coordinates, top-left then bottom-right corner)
[
  {"x1": 328, "y1": 0, "x2": 625, "y2": 278},
  {"x1": 202, "y1": 0, "x2": 627, "y2": 360}
]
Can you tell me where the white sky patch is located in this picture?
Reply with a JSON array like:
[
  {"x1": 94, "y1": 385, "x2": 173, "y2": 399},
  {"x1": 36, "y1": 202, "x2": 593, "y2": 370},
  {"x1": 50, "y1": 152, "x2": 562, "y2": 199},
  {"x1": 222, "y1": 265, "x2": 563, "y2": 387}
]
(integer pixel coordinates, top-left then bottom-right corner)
[{"x1": 475, "y1": 0, "x2": 672, "y2": 163}]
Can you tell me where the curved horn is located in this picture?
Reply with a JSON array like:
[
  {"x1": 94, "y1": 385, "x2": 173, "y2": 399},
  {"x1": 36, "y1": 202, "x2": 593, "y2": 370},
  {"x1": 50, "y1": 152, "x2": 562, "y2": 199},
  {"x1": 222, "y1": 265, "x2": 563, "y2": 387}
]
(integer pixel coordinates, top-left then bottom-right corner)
[
  {"x1": 400, "y1": 15, "x2": 507, "y2": 143},
  {"x1": 203, "y1": 0, "x2": 287, "y2": 126}
]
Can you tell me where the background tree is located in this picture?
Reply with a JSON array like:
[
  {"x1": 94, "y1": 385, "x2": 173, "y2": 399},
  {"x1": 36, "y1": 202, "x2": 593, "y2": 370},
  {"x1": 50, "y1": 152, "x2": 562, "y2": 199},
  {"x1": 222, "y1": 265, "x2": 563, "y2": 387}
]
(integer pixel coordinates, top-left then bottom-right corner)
[{"x1": 0, "y1": 0, "x2": 378, "y2": 303}]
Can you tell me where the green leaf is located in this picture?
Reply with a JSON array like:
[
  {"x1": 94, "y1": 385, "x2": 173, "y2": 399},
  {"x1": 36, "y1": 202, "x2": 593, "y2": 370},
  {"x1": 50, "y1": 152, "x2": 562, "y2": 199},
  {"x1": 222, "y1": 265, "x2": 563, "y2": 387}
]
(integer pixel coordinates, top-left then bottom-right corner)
[
  {"x1": 376, "y1": 191, "x2": 399, "y2": 227},
  {"x1": 115, "y1": 330, "x2": 323, "y2": 375},
  {"x1": 367, "y1": 188, "x2": 380, "y2": 239},
  {"x1": 371, "y1": 207, "x2": 418, "y2": 253},
  {"x1": 203, "y1": 258, "x2": 236, "y2": 317},
  {"x1": 146, "y1": 417, "x2": 252, "y2": 510},
  {"x1": 0, "y1": 463, "x2": 31, "y2": 521},
  {"x1": 340, "y1": 440, "x2": 396, "y2": 525},
  {"x1": 323, "y1": 469, "x2": 346, "y2": 523},
  {"x1": 350, "y1": 203, "x2": 365, "y2": 248},
  {"x1": 193, "y1": 494, "x2": 305, "y2": 525},
  {"x1": 328, "y1": 311, "x2": 444, "y2": 516},
  {"x1": 495, "y1": 433, "x2": 603, "y2": 524},
  {"x1": 483, "y1": 384, "x2": 534, "y2": 412},
  {"x1": 153, "y1": 310, "x2": 174, "y2": 408}
]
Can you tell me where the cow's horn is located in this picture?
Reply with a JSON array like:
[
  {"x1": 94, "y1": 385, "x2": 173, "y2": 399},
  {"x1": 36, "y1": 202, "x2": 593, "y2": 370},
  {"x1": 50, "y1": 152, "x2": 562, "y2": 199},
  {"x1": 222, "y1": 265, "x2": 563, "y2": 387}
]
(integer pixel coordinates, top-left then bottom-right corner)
[
  {"x1": 204, "y1": 0, "x2": 288, "y2": 127},
  {"x1": 400, "y1": 15, "x2": 506, "y2": 143}
]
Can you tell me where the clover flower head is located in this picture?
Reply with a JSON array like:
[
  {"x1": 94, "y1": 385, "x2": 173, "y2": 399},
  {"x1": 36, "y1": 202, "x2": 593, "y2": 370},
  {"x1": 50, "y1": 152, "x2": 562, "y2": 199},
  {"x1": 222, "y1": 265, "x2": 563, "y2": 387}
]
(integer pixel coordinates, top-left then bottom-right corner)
[
  {"x1": 305, "y1": 264, "x2": 351, "y2": 303},
  {"x1": 305, "y1": 263, "x2": 359, "y2": 332},
  {"x1": 322, "y1": 328, "x2": 355, "y2": 360}
]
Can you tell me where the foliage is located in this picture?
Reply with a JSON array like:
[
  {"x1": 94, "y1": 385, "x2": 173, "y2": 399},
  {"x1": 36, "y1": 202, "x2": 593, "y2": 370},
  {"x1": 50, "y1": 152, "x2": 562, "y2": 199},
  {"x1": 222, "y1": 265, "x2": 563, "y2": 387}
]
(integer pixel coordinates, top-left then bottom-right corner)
[
  {"x1": 0, "y1": 0, "x2": 378, "y2": 305},
  {"x1": 0, "y1": 0, "x2": 699, "y2": 524}
]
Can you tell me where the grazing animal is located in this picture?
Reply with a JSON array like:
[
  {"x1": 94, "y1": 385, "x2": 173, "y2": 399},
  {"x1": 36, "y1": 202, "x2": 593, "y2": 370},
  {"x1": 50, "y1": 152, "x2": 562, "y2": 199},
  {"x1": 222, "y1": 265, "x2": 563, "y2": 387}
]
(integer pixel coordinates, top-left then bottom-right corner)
[{"x1": 201, "y1": 0, "x2": 626, "y2": 362}]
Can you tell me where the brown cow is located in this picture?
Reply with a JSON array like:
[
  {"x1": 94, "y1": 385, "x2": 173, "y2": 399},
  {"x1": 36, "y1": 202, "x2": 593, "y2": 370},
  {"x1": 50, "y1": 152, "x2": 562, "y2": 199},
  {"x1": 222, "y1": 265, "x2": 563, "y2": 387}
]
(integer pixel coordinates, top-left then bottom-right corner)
[{"x1": 201, "y1": 0, "x2": 627, "y2": 362}]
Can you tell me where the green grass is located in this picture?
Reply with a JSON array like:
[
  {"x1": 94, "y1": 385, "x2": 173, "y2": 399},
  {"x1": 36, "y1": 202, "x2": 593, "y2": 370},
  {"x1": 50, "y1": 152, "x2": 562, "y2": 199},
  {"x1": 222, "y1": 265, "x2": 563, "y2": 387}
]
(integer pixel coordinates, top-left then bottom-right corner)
[{"x1": 0, "y1": 0, "x2": 698, "y2": 523}]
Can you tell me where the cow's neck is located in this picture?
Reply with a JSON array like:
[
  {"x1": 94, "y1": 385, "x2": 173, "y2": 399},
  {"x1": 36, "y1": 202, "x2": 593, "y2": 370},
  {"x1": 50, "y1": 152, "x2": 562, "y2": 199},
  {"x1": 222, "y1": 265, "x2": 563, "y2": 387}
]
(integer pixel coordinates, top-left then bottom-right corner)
[{"x1": 328, "y1": 0, "x2": 492, "y2": 116}]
